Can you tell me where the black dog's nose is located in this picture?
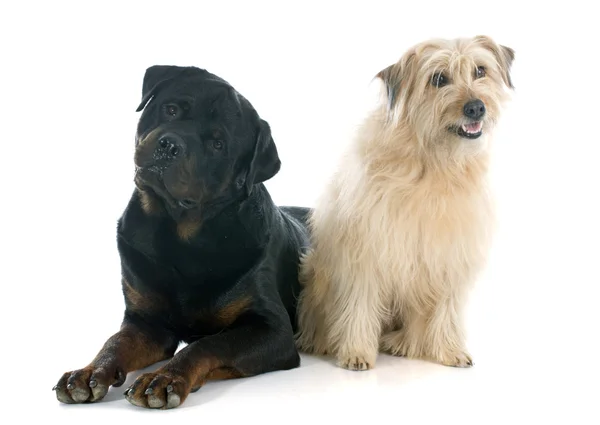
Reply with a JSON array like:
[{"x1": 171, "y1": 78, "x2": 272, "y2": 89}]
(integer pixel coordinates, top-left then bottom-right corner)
[
  {"x1": 463, "y1": 99, "x2": 486, "y2": 119},
  {"x1": 157, "y1": 134, "x2": 184, "y2": 159}
]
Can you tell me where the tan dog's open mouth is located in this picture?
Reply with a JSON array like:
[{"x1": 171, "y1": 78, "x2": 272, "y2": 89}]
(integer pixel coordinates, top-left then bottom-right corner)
[{"x1": 451, "y1": 121, "x2": 483, "y2": 139}]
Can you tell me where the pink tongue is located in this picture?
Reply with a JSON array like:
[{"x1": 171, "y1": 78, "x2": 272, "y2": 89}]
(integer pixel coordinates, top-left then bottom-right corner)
[{"x1": 464, "y1": 122, "x2": 482, "y2": 133}]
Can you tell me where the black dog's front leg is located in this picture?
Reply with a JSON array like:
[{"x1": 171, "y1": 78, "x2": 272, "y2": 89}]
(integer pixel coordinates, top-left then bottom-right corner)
[
  {"x1": 123, "y1": 313, "x2": 299, "y2": 409},
  {"x1": 54, "y1": 314, "x2": 179, "y2": 404}
]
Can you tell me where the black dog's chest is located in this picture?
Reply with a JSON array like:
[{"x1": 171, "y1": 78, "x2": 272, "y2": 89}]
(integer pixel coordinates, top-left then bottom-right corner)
[
  {"x1": 118, "y1": 199, "x2": 262, "y2": 280},
  {"x1": 117, "y1": 212, "x2": 260, "y2": 340},
  {"x1": 164, "y1": 289, "x2": 235, "y2": 340},
  {"x1": 125, "y1": 273, "x2": 248, "y2": 342}
]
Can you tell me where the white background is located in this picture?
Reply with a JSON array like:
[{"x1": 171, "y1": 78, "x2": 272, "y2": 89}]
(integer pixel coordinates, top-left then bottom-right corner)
[{"x1": 1, "y1": 0, "x2": 599, "y2": 423}]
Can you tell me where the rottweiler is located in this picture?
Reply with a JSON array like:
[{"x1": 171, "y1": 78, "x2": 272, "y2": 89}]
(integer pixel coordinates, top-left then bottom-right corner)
[{"x1": 53, "y1": 65, "x2": 311, "y2": 409}]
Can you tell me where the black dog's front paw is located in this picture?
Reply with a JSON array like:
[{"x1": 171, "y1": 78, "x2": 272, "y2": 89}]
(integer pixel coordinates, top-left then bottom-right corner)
[
  {"x1": 124, "y1": 371, "x2": 190, "y2": 409},
  {"x1": 54, "y1": 365, "x2": 125, "y2": 404}
]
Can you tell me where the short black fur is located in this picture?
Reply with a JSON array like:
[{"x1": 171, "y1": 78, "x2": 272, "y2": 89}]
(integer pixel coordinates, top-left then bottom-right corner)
[{"x1": 54, "y1": 65, "x2": 311, "y2": 409}]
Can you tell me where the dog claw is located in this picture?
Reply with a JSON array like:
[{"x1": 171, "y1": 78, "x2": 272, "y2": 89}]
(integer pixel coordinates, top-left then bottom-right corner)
[
  {"x1": 125, "y1": 372, "x2": 188, "y2": 409},
  {"x1": 124, "y1": 389, "x2": 131, "y2": 396},
  {"x1": 113, "y1": 368, "x2": 126, "y2": 387},
  {"x1": 52, "y1": 385, "x2": 57, "y2": 391},
  {"x1": 67, "y1": 383, "x2": 75, "y2": 390},
  {"x1": 89, "y1": 379, "x2": 97, "y2": 388}
]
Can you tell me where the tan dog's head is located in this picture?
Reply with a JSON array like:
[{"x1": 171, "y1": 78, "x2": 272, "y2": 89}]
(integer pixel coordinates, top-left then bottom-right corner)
[{"x1": 377, "y1": 35, "x2": 514, "y2": 155}]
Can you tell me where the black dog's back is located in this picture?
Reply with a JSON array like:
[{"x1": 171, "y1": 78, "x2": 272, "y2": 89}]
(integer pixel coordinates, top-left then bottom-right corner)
[{"x1": 280, "y1": 206, "x2": 312, "y2": 227}]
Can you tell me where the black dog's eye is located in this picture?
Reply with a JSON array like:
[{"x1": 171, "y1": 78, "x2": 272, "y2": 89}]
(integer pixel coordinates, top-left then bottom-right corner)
[
  {"x1": 212, "y1": 140, "x2": 224, "y2": 150},
  {"x1": 432, "y1": 73, "x2": 448, "y2": 88},
  {"x1": 163, "y1": 104, "x2": 180, "y2": 118},
  {"x1": 476, "y1": 66, "x2": 486, "y2": 79}
]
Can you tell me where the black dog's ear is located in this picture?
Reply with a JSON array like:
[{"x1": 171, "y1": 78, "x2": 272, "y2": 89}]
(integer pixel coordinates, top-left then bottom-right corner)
[
  {"x1": 136, "y1": 65, "x2": 184, "y2": 112},
  {"x1": 245, "y1": 119, "x2": 281, "y2": 194}
]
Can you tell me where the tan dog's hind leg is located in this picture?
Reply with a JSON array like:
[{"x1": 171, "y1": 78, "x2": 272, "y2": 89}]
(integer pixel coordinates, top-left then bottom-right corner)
[
  {"x1": 382, "y1": 293, "x2": 472, "y2": 367},
  {"x1": 295, "y1": 250, "x2": 333, "y2": 355}
]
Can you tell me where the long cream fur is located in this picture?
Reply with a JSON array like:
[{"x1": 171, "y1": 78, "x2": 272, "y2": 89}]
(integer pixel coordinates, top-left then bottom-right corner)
[{"x1": 295, "y1": 36, "x2": 515, "y2": 370}]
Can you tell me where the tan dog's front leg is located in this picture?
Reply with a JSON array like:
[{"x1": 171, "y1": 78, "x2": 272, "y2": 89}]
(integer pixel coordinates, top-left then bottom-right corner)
[
  {"x1": 423, "y1": 295, "x2": 472, "y2": 367},
  {"x1": 327, "y1": 273, "x2": 384, "y2": 371}
]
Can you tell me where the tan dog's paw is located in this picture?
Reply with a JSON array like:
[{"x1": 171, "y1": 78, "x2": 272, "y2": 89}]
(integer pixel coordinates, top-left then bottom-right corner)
[
  {"x1": 124, "y1": 371, "x2": 190, "y2": 409},
  {"x1": 437, "y1": 350, "x2": 474, "y2": 368},
  {"x1": 54, "y1": 365, "x2": 125, "y2": 404},
  {"x1": 337, "y1": 354, "x2": 375, "y2": 371}
]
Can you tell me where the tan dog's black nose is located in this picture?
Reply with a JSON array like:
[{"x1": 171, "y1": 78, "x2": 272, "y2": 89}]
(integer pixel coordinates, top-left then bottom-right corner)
[{"x1": 463, "y1": 99, "x2": 485, "y2": 120}]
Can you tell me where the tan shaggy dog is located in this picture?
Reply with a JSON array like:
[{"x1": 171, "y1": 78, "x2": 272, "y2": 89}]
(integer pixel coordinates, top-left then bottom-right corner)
[{"x1": 295, "y1": 35, "x2": 515, "y2": 371}]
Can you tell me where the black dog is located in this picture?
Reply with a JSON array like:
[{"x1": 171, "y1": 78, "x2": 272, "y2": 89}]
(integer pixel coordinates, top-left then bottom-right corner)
[{"x1": 53, "y1": 65, "x2": 311, "y2": 409}]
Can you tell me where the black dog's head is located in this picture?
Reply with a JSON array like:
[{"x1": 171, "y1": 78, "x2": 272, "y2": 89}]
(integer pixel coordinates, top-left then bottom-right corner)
[{"x1": 133, "y1": 65, "x2": 280, "y2": 221}]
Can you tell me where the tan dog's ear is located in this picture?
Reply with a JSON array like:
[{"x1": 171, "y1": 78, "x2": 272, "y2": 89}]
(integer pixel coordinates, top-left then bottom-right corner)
[
  {"x1": 475, "y1": 35, "x2": 515, "y2": 89},
  {"x1": 497, "y1": 44, "x2": 515, "y2": 89},
  {"x1": 376, "y1": 64, "x2": 400, "y2": 110},
  {"x1": 376, "y1": 51, "x2": 416, "y2": 111}
]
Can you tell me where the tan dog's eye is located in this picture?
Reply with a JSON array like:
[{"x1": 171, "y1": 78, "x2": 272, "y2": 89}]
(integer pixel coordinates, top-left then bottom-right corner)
[
  {"x1": 476, "y1": 66, "x2": 486, "y2": 79},
  {"x1": 432, "y1": 73, "x2": 448, "y2": 88},
  {"x1": 212, "y1": 140, "x2": 224, "y2": 150}
]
